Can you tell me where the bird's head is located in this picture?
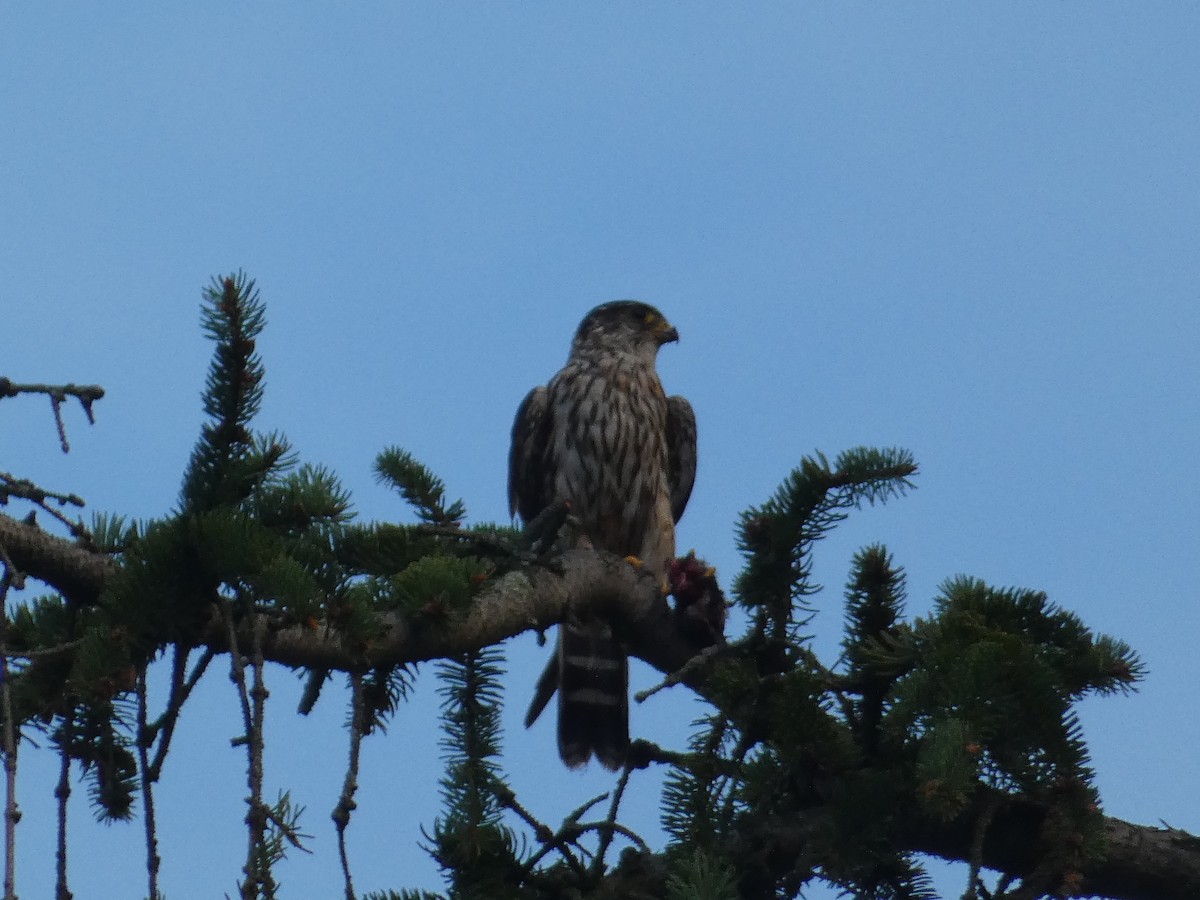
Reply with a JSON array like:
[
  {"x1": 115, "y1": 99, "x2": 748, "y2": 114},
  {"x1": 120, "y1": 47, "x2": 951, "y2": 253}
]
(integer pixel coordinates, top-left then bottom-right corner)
[{"x1": 570, "y1": 300, "x2": 679, "y2": 360}]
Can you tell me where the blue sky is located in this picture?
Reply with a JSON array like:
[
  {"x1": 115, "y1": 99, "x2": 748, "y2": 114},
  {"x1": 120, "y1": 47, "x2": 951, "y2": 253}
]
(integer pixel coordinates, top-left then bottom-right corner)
[{"x1": 3, "y1": 5, "x2": 1198, "y2": 897}]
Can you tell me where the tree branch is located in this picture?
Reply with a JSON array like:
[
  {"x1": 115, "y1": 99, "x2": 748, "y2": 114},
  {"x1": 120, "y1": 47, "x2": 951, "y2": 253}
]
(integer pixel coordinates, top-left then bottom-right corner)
[
  {"x1": 917, "y1": 796, "x2": 1200, "y2": 899},
  {"x1": 4, "y1": 514, "x2": 1198, "y2": 898},
  {"x1": 600, "y1": 802, "x2": 1200, "y2": 900},
  {"x1": 0, "y1": 513, "x2": 114, "y2": 605},
  {"x1": 199, "y1": 549, "x2": 707, "y2": 681}
]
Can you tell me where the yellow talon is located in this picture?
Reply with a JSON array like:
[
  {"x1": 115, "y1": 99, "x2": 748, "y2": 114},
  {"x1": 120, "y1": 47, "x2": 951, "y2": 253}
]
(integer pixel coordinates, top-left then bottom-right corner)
[{"x1": 623, "y1": 555, "x2": 644, "y2": 569}]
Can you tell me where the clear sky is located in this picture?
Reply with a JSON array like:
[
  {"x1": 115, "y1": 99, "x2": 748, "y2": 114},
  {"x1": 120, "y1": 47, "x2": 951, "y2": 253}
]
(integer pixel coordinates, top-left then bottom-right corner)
[{"x1": 3, "y1": 5, "x2": 1198, "y2": 898}]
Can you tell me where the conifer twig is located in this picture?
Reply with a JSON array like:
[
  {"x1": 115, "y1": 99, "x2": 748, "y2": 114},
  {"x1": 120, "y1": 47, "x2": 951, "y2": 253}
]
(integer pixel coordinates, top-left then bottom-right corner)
[
  {"x1": 333, "y1": 674, "x2": 364, "y2": 900},
  {"x1": 413, "y1": 524, "x2": 515, "y2": 558}
]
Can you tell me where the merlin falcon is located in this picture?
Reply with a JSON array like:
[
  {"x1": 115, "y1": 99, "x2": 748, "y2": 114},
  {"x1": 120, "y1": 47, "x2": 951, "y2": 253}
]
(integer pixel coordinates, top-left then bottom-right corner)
[{"x1": 509, "y1": 301, "x2": 697, "y2": 770}]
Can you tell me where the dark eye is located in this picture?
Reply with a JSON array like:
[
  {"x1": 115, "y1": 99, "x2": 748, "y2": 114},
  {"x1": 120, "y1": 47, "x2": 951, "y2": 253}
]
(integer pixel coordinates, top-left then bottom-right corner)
[{"x1": 628, "y1": 305, "x2": 656, "y2": 326}]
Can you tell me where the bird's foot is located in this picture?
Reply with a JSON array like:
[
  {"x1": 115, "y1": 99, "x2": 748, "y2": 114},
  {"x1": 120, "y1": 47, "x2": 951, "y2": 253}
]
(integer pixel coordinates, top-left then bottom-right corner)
[{"x1": 623, "y1": 555, "x2": 669, "y2": 593}]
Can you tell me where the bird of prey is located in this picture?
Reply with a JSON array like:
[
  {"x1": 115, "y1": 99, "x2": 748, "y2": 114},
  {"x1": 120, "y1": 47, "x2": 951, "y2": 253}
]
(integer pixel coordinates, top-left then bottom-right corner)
[{"x1": 508, "y1": 301, "x2": 697, "y2": 770}]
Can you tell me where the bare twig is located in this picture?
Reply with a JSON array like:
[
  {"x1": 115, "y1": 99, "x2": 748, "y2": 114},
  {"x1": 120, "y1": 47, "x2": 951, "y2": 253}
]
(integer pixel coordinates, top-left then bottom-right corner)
[
  {"x1": 0, "y1": 475, "x2": 85, "y2": 513},
  {"x1": 499, "y1": 781, "x2": 588, "y2": 879},
  {"x1": 0, "y1": 474, "x2": 86, "y2": 536},
  {"x1": 146, "y1": 647, "x2": 215, "y2": 783},
  {"x1": 219, "y1": 595, "x2": 269, "y2": 899},
  {"x1": 571, "y1": 819, "x2": 649, "y2": 852},
  {"x1": 333, "y1": 675, "x2": 364, "y2": 900},
  {"x1": 136, "y1": 669, "x2": 160, "y2": 900},
  {"x1": 718, "y1": 726, "x2": 759, "y2": 829},
  {"x1": 0, "y1": 379, "x2": 105, "y2": 407},
  {"x1": 591, "y1": 762, "x2": 635, "y2": 877},
  {"x1": 633, "y1": 643, "x2": 724, "y2": 704},
  {"x1": 50, "y1": 396, "x2": 69, "y2": 454},
  {"x1": 54, "y1": 709, "x2": 72, "y2": 900},
  {"x1": 249, "y1": 615, "x2": 269, "y2": 842},
  {"x1": 965, "y1": 793, "x2": 1000, "y2": 899},
  {"x1": 223, "y1": 607, "x2": 253, "y2": 724},
  {"x1": 236, "y1": 587, "x2": 275, "y2": 900},
  {"x1": 0, "y1": 378, "x2": 104, "y2": 455},
  {"x1": 0, "y1": 549, "x2": 21, "y2": 900}
]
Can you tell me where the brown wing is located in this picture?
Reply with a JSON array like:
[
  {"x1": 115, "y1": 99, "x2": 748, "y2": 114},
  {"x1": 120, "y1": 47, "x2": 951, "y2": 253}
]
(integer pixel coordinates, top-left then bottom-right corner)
[
  {"x1": 508, "y1": 386, "x2": 550, "y2": 522},
  {"x1": 511, "y1": 385, "x2": 564, "y2": 740},
  {"x1": 666, "y1": 395, "x2": 697, "y2": 523}
]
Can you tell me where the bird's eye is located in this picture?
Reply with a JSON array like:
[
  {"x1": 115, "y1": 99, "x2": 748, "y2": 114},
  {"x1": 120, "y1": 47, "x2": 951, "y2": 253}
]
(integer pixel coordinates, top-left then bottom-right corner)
[{"x1": 642, "y1": 310, "x2": 659, "y2": 327}]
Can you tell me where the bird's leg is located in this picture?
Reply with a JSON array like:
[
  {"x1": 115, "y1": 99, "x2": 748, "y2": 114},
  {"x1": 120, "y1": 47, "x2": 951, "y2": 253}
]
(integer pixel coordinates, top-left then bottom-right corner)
[
  {"x1": 512, "y1": 500, "x2": 576, "y2": 576},
  {"x1": 522, "y1": 499, "x2": 573, "y2": 556}
]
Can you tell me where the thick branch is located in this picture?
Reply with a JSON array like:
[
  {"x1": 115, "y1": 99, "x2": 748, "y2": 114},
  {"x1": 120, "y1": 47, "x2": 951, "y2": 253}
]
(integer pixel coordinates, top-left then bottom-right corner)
[
  {"x1": 202, "y1": 549, "x2": 708, "y2": 679},
  {"x1": 1086, "y1": 818, "x2": 1200, "y2": 899},
  {"x1": 600, "y1": 802, "x2": 1200, "y2": 900},
  {"x1": 0, "y1": 513, "x2": 114, "y2": 604},
  {"x1": 886, "y1": 790, "x2": 1200, "y2": 899},
  {"x1": 0, "y1": 515, "x2": 703, "y2": 676}
]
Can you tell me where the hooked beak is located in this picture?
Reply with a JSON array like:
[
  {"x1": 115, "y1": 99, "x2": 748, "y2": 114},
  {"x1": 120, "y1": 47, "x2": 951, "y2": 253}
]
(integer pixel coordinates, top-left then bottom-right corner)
[{"x1": 657, "y1": 322, "x2": 680, "y2": 345}]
